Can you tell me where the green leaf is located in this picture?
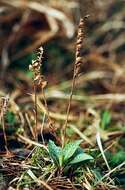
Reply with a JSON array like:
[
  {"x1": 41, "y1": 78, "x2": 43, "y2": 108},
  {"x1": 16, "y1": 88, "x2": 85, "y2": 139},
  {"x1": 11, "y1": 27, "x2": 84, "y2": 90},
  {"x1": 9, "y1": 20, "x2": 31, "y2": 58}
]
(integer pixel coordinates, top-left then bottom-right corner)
[
  {"x1": 70, "y1": 147, "x2": 84, "y2": 160},
  {"x1": 48, "y1": 140, "x2": 62, "y2": 167},
  {"x1": 69, "y1": 153, "x2": 93, "y2": 165},
  {"x1": 63, "y1": 140, "x2": 82, "y2": 161},
  {"x1": 101, "y1": 110, "x2": 111, "y2": 129}
]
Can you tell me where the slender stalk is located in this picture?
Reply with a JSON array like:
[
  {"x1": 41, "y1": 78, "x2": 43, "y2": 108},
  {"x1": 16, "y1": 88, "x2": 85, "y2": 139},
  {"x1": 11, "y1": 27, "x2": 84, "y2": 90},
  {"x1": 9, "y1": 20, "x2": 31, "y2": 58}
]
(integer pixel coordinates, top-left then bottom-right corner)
[
  {"x1": 42, "y1": 87, "x2": 53, "y2": 129},
  {"x1": 29, "y1": 47, "x2": 45, "y2": 141},
  {"x1": 2, "y1": 112, "x2": 8, "y2": 152},
  {"x1": 1, "y1": 97, "x2": 10, "y2": 154},
  {"x1": 62, "y1": 18, "x2": 84, "y2": 147},
  {"x1": 34, "y1": 82, "x2": 38, "y2": 141},
  {"x1": 62, "y1": 69, "x2": 76, "y2": 147}
]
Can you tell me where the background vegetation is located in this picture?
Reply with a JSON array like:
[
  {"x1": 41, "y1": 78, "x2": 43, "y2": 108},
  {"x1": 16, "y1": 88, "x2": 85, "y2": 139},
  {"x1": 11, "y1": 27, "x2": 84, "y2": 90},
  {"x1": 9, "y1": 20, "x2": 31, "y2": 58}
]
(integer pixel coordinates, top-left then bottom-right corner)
[{"x1": 0, "y1": 0, "x2": 125, "y2": 189}]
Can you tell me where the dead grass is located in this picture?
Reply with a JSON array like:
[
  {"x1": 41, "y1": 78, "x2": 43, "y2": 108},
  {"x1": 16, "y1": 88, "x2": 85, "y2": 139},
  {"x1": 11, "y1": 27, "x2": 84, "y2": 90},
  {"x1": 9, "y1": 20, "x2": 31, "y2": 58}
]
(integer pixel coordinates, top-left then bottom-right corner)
[{"x1": 0, "y1": 0, "x2": 125, "y2": 190}]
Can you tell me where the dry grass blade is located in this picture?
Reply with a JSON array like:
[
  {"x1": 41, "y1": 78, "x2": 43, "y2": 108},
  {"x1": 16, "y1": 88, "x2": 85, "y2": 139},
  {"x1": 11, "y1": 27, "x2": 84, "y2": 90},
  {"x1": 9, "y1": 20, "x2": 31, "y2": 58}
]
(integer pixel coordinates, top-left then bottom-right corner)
[
  {"x1": 46, "y1": 91, "x2": 125, "y2": 104},
  {"x1": 68, "y1": 124, "x2": 94, "y2": 146},
  {"x1": 89, "y1": 109, "x2": 111, "y2": 171},
  {"x1": 1, "y1": 0, "x2": 75, "y2": 38},
  {"x1": 96, "y1": 131, "x2": 111, "y2": 171},
  {"x1": 27, "y1": 169, "x2": 54, "y2": 190},
  {"x1": 36, "y1": 95, "x2": 76, "y2": 121},
  {"x1": 0, "y1": 0, "x2": 76, "y2": 70},
  {"x1": 48, "y1": 71, "x2": 109, "y2": 91},
  {"x1": 0, "y1": 1, "x2": 125, "y2": 189},
  {"x1": 17, "y1": 134, "x2": 48, "y2": 151},
  {"x1": 100, "y1": 161, "x2": 125, "y2": 182}
]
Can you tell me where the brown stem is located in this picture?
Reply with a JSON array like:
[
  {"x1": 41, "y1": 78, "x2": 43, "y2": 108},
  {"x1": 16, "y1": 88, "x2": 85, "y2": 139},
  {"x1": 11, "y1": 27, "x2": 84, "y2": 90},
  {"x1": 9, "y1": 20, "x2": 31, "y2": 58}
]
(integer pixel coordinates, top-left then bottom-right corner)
[
  {"x1": 42, "y1": 88, "x2": 53, "y2": 129},
  {"x1": 62, "y1": 68, "x2": 76, "y2": 147},
  {"x1": 34, "y1": 83, "x2": 38, "y2": 140},
  {"x1": 62, "y1": 18, "x2": 84, "y2": 147},
  {"x1": 1, "y1": 100, "x2": 9, "y2": 153}
]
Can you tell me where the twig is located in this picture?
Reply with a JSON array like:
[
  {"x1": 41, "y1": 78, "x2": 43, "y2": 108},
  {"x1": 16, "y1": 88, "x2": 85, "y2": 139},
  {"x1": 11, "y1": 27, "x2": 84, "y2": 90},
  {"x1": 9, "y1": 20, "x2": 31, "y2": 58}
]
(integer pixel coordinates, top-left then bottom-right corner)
[{"x1": 17, "y1": 134, "x2": 48, "y2": 151}]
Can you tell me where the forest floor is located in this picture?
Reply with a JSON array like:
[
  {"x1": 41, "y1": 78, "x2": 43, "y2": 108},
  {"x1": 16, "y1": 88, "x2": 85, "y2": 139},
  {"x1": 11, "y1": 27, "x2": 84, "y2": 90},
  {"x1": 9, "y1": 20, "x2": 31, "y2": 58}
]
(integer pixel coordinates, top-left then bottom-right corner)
[{"x1": 0, "y1": 0, "x2": 125, "y2": 189}]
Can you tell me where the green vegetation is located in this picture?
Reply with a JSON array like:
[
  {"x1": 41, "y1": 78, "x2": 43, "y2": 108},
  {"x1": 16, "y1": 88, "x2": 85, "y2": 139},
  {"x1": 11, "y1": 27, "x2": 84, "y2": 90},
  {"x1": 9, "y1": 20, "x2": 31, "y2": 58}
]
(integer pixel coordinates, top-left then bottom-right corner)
[{"x1": 0, "y1": 0, "x2": 125, "y2": 189}]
